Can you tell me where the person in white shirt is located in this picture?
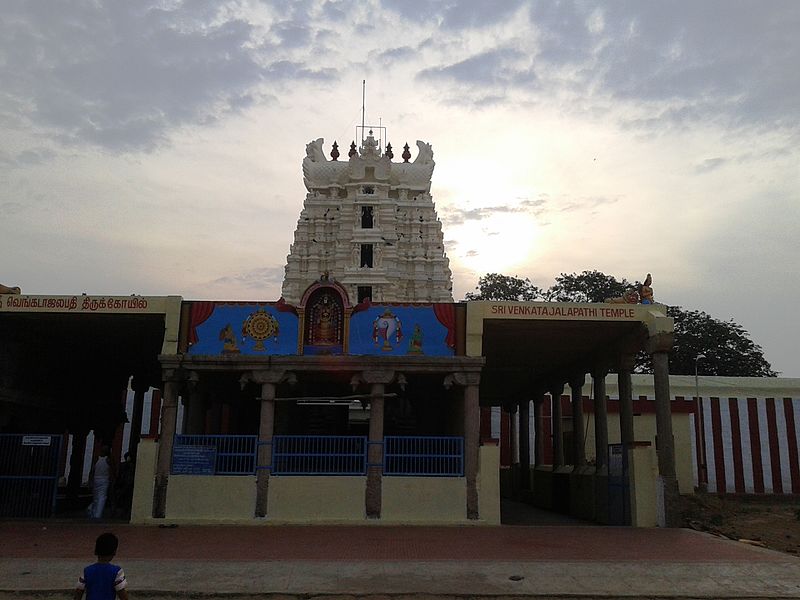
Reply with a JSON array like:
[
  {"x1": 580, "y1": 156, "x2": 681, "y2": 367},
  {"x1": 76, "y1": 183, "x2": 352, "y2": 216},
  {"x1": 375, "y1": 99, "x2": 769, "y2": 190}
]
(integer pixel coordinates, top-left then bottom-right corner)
[{"x1": 87, "y1": 446, "x2": 115, "y2": 520}]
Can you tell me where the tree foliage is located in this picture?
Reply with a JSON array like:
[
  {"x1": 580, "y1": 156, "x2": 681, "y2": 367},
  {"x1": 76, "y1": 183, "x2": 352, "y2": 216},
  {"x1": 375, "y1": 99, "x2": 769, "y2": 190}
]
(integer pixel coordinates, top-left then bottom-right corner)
[
  {"x1": 465, "y1": 271, "x2": 777, "y2": 377},
  {"x1": 545, "y1": 270, "x2": 635, "y2": 303},
  {"x1": 663, "y1": 307, "x2": 776, "y2": 376},
  {"x1": 464, "y1": 273, "x2": 543, "y2": 301}
]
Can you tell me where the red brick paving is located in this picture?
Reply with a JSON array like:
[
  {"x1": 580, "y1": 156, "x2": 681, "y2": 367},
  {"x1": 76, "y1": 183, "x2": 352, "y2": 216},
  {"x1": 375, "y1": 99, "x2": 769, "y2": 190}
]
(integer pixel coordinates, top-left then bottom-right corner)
[{"x1": 0, "y1": 522, "x2": 786, "y2": 562}]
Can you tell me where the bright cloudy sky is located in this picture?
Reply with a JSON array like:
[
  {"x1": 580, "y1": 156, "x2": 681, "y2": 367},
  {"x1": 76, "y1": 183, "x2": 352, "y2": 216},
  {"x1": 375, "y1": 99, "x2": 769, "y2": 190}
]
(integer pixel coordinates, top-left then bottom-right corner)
[{"x1": 1, "y1": 1, "x2": 798, "y2": 376}]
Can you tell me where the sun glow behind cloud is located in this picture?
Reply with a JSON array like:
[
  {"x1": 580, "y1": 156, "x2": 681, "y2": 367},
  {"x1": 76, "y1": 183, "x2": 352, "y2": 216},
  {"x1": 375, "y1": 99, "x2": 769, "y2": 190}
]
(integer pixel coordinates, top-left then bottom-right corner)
[{"x1": 450, "y1": 212, "x2": 540, "y2": 276}]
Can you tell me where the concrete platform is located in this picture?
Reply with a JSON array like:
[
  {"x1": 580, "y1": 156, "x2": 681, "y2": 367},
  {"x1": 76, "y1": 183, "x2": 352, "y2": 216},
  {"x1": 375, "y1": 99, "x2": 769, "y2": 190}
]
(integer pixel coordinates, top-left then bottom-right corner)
[{"x1": 1, "y1": 521, "x2": 799, "y2": 598}]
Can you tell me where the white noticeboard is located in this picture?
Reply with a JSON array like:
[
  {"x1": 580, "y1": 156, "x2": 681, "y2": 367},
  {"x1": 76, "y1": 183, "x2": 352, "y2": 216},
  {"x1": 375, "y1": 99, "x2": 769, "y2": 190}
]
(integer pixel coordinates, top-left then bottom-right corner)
[{"x1": 22, "y1": 435, "x2": 52, "y2": 446}]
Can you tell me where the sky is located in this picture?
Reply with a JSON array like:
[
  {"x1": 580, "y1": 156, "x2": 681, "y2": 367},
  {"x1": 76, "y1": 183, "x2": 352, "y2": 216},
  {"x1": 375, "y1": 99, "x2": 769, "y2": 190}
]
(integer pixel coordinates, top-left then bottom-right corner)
[{"x1": 1, "y1": 1, "x2": 798, "y2": 376}]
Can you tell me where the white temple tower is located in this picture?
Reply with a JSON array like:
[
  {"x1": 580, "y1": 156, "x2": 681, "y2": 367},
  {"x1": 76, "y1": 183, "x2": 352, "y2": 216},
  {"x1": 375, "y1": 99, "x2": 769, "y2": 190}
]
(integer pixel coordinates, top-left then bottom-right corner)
[{"x1": 281, "y1": 131, "x2": 454, "y2": 304}]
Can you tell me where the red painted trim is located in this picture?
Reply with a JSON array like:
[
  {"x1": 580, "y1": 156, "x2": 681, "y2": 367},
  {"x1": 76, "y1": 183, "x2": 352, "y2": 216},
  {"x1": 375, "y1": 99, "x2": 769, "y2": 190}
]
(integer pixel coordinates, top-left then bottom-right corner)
[
  {"x1": 480, "y1": 407, "x2": 492, "y2": 439},
  {"x1": 783, "y1": 398, "x2": 800, "y2": 494},
  {"x1": 693, "y1": 396, "x2": 706, "y2": 487},
  {"x1": 765, "y1": 398, "x2": 783, "y2": 494},
  {"x1": 747, "y1": 398, "x2": 765, "y2": 494},
  {"x1": 728, "y1": 398, "x2": 745, "y2": 494},
  {"x1": 710, "y1": 398, "x2": 726, "y2": 493}
]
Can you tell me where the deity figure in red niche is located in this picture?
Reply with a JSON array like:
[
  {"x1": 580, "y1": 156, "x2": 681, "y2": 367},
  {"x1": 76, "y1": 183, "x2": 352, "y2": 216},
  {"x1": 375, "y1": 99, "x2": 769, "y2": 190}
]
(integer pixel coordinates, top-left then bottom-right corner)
[{"x1": 306, "y1": 291, "x2": 343, "y2": 346}]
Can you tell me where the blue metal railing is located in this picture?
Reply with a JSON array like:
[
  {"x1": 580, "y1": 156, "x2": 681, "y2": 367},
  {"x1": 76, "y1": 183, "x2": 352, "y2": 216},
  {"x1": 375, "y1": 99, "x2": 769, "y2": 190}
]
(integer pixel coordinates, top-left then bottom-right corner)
[
  {"x1": 272, "y1": 435, "x2": 367, "y2": 475},
  {"x1": 170, "y1": 434, "x2": 465, "y2": 477},
  {"x1": 0, "y1": 434, "x2": 62, "y2": 518},
  {"x1": 384, "y1": 436, "x2": 464, "y2": 476},
  {"x1": 172, "y1": 435, "x2": 257, "y2": 475}
]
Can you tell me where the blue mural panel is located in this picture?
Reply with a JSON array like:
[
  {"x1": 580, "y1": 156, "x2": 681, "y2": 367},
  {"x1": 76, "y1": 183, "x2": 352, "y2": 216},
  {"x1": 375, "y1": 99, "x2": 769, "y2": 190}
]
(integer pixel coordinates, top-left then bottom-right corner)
[
  {"x1": 348, "y1": 305, "x2": 454, "y2": 356},
  {"x1": 186, "y1": 303, "x2": 299, "y2": 356}
]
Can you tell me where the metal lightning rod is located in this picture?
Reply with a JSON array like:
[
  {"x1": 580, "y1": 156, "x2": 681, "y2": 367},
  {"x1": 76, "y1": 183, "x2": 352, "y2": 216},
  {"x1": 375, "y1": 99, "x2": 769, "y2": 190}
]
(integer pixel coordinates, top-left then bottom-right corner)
[{"x1": 361, "y1": 80, "x2": 366, "y2": 141}]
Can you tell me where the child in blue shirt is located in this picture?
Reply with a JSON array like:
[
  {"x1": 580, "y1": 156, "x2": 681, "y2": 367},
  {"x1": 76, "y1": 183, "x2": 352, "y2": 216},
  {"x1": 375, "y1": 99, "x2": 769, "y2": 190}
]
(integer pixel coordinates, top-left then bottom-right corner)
[{"x1": 74, "y1": 533, "x2": 129, "y2": 600}]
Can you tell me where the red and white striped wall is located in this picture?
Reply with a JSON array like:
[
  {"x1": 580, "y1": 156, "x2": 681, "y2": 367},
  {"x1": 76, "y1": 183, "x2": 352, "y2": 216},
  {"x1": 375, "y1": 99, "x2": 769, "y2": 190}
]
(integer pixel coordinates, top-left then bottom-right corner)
[
  {"x1": 693, "y1": 397, "x2": 800, "y2": 494},
  {"x1": 480, "y1": 375, "x2": 800, "y2": 496}
]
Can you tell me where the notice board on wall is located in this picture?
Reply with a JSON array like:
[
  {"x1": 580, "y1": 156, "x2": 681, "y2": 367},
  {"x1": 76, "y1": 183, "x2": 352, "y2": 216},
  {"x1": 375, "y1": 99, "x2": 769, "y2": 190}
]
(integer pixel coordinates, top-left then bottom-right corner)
[{"x1": 171, "y1": 445, "x2": 216, "y2": 475}]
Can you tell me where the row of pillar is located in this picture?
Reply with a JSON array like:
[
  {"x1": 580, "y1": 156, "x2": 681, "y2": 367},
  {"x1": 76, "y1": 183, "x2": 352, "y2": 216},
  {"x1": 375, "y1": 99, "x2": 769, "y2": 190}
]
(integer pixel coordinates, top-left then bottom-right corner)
[
  {"x1": 515, "y1": 348, "x2": 678, "y2": 525},
  {"x1": 152, "y1": 369, "x2": 483, "y2": 521}
]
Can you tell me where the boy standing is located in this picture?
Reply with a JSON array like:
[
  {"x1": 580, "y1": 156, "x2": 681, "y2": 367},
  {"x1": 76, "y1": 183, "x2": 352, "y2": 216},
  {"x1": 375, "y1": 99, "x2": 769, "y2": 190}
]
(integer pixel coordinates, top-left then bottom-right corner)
[{"x1": 75, "y1": 533, "x2": 129, "y2": 600}]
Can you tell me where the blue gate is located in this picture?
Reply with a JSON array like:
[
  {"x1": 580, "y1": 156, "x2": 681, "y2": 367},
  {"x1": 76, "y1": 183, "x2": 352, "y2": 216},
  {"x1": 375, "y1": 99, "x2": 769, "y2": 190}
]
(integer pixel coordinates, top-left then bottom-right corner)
[
  {"x1": 607, "y1": 443, "x2": 630, "y2": 525},
  {"x1": 0, "y1": 434, "x2": 62, "y2": 518}
]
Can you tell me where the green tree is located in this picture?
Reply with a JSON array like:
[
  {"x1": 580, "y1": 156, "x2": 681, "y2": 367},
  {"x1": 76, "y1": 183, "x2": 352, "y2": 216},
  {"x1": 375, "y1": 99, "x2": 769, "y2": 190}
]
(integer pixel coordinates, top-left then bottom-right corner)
[
  {"x1": 465, "y1": 270, "x2": 777, "y2": 377},
  {"x1": 660, "y1": 307, "x2": 776, "y2": 376},
  {"x1": 464, "y1": 273, "x2": 544, "y2": 301},
  {"x1": 545, "y1": 270, "x2": 634, "y2": 303}
]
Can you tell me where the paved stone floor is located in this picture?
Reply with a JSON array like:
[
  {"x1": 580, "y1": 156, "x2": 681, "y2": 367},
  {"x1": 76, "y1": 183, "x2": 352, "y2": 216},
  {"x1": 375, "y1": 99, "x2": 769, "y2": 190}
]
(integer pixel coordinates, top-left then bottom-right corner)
[{"x1": 1, "y1": 520, "x2": 799, "y2": 598}]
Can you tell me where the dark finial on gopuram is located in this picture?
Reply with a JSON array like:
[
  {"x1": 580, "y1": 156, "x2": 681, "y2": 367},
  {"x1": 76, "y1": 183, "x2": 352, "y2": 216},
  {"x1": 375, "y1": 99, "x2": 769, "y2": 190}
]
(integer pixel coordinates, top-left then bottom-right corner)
[
  {"x1": 330, "y1": 141, "x2": 340, "y2": 161},
  {"x1": 385, "y1": 142, "x2": 393, "y2": 159},
  {"x1": 349, "y1": 140, "x2": 358, "y2": 158},
  {"x1": 402, "y1": 142, "x2": 411, "y2": 163}
]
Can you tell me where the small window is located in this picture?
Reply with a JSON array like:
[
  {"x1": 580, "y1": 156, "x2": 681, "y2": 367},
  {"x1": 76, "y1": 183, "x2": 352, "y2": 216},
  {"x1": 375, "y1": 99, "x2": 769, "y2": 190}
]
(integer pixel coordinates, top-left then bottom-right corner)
[
  {"x1": 358, "y1": 286, "x2": 372, "y2": 303},
  {"x1": 361, "y1": 206, "x2": 374, "y2": 229},
  {"x1": 362, "y1": 185, "x2": 374, "y2": 194},
  {"x1": 360, "y1": 244, "x2": 373, "y2": 268}
]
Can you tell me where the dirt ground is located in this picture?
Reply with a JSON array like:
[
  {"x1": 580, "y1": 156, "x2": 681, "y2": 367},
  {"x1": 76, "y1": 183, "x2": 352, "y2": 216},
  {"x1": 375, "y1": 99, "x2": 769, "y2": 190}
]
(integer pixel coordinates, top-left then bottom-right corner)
[{"x1": 680, "y1": 492, "x2": 800, "y2": 555}]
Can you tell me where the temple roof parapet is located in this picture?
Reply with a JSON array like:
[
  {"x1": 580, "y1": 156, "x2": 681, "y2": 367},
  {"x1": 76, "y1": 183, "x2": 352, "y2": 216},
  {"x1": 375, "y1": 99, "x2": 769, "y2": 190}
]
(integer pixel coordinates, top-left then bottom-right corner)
[{"x1": 303, "y1": 136, "x2": 434, "y2": 192}]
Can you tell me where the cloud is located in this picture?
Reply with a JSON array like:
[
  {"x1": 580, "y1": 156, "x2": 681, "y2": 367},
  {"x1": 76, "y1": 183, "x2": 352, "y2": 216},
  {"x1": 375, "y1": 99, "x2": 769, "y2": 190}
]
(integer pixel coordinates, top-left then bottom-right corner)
[
  {"x1": 0, "y1": 1, "x2": 342, "y2": 153},
  {"x1": 417, "y1": 47, "x2": 537, "y2": 91},
  {"x1": 0, "y1": 202, "x2": 25, "y2": 215},
  {"x1": 408, "y1": 2, "x2": 800, "y2": 136},
  {"x1": 441, "y1": 196, "x2": 551, "y2": 225},
  {"x1": 372, "y1": 46, "x2": 416, "y2": 66},
  {"x1": 205, "y1": 266, "x2": 286, "y2": 291},
  {"x1": 558, "y1": 196, "x2": 619, "y2": 213},
  {"x1": 694, "y1": 157, "x2": 728, "y2": 174},
  {"x1": 381, "y1": 0, "x2": 525, "y2": 30}
]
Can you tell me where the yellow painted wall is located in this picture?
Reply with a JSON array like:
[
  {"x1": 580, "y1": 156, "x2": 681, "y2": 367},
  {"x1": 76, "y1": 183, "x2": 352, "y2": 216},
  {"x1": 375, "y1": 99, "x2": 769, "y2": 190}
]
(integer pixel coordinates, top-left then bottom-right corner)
[
  {"x1": 129, "y1": 438, "x2": 157, "y2": 524},
  {"x1": 478, "y1": 445, "x2": 500, "y2": 525},
  {"x1": 382, "y1": 477, "x2": 466, "y2": 523},
  {"x1": 583, "y1": 412, "x2": 693, "y2": 494},
  {"x1": 165, "y1": 475, "x2": 255, "y2": 521},
  {"x1": 267, "y1": 476, "x2": 366, "y2": 522},
  {"x1": 629, "y1": 445, "x2": 658, "y2": 527}
]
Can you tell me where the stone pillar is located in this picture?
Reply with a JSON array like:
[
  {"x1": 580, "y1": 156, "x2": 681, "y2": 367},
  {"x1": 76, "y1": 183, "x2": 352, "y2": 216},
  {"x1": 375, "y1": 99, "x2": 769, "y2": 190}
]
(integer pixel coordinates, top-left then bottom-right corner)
[
  {"x1": 650, "y1": 334, "x2": 679, "y2": 527},
  {"x1": 238, "y1": 370, "x2": 292, "y2": 518},
  {"x1": 152, "y1": 376, "x2": 180, "y2": 518},
  {"x1": 363, "y1": 370, "x2": 394, "y2": 519},
  {"x1": 593, "y1": 368, "x2": 609, "y2": 473},
  {"x1": 256, "y1": 384, "x2": 275, "y2": 517},
  {"x1": 519, "y1": 399, "x2": 531, "y2": 490},
  {"x1": 618, "y1": 356, "x2": 635, "y2": 447},
  {"x1": 128, "y1": 377, "x2": 148, "y2": 461},
  {"x1": 463, "y1": 375, "x2": 481, "y2": 519},
  {"x1": 445, "y1": 372, "x2": 481, "y2": 519},
  {"x1": 570, "y1": 374, "x2": 586, "y2": 467},
  {"x1": 550, "y1": 383, "x2": 565, "y2": 468},
  {"x1": 181, "y1": 372, "x2": 202, "y2": 436},
  {"x1": 532, "y1": 392, "x2": 545, "y2": 467}
]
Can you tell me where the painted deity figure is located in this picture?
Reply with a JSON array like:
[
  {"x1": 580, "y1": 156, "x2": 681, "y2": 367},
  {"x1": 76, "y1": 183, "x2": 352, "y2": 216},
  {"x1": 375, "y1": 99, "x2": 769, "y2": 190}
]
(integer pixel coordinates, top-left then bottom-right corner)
[
  {"x1": 0, "y1": 283, "x2": 21, "y2": 295},
  {"x1": 309, "y1": 294, "x2": 339, "y2": 345},
  {"x1": 639, "y1": 274, "x2": 654, "y2": 304},
  {"x1": 219, "y1": 324, "x2": 240, "y2": 354},
  {"x1": 605, "y1": 289, "x2": 639, "y2": 304},
  {"x1": 408, "y1": 324, "x2": 423, "y2": 355}
]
